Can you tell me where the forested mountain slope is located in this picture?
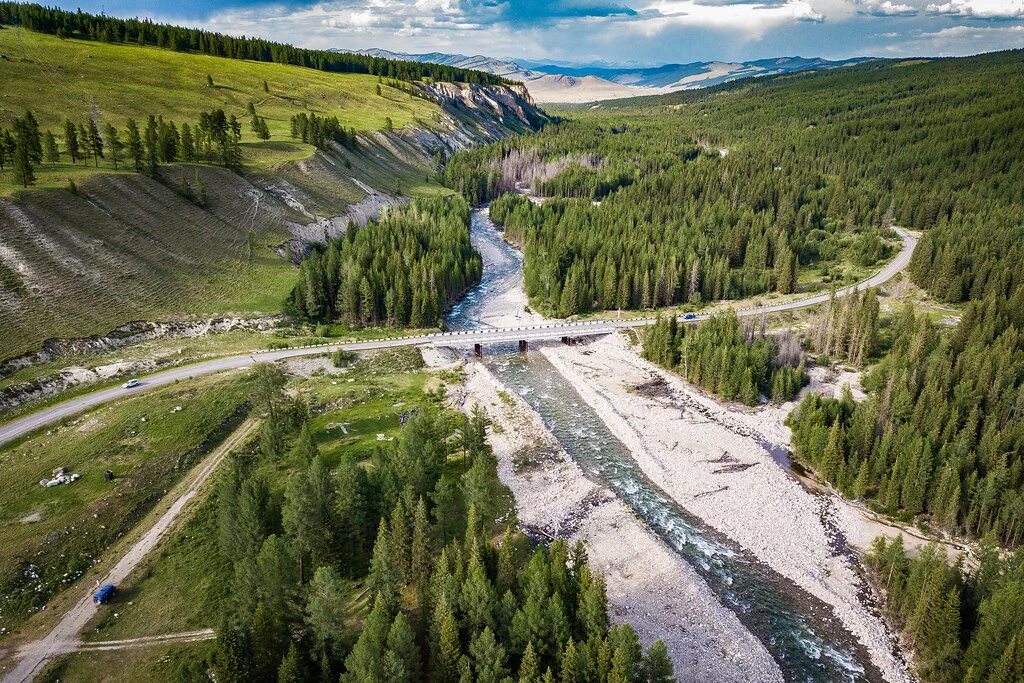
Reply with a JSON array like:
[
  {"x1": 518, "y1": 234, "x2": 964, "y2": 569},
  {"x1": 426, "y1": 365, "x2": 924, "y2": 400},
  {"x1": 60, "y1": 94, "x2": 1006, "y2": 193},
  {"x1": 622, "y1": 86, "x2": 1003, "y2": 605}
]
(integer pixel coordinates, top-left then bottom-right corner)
[
  {"x1": 445, "y1": 50, "x2": 1022, "y2": 317},
  {"x1": 0, "y1": 21, "x2": 544, "y2": 363}
]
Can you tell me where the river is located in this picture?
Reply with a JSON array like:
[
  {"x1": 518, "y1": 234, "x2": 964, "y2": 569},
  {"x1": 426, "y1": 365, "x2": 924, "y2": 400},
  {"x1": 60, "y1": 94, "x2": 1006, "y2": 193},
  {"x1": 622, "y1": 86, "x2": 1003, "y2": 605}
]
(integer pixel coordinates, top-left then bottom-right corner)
[{"x1": 447, "y1": 207, "x2": 883, "y2": 683}]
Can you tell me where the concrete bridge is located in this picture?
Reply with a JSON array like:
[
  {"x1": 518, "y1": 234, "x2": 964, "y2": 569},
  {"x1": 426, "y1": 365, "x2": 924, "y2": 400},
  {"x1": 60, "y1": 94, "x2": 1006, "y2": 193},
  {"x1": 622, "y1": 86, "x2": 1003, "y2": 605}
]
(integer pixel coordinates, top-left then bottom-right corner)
[{"x1": 0, "y1": 229, "x2": 915, "y2": 448}]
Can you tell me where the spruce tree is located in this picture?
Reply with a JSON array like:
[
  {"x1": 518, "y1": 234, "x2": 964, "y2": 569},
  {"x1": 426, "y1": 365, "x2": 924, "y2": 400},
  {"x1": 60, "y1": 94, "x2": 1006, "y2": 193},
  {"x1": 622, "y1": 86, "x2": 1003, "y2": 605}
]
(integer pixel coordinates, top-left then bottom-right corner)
[
  {"x1": 125, "y1": 118, "x2": 143, "y2": 173},
  {"x1": 642, "y1": 640, "x2": 674, "y2": 683},
  {"x1": 277, "y1": 644, "x2": 303, "y2": 683},
  {"x1": 386, "y1": 612, "x2": 420, "y2": 683},
  {"x1": 11, "y1": 123, "x2": 35, "y2": 188},
  {"x1": 104, "y1": 124, "x2": 123, "y2": 170},
  {"x1": 43, "y1": 131, "x2": 59, "y2": 162}
]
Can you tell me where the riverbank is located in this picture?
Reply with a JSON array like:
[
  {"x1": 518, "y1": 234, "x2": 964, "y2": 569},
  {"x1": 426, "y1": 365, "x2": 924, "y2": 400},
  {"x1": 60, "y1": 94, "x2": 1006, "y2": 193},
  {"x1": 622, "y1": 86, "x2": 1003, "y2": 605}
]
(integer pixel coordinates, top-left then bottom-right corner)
[
  {"x1": 540, "y1": 333, "x2": 912, "y2": 683},
  {"x1": 460, "y1": 360, "x2": 784, "y2": 682}
]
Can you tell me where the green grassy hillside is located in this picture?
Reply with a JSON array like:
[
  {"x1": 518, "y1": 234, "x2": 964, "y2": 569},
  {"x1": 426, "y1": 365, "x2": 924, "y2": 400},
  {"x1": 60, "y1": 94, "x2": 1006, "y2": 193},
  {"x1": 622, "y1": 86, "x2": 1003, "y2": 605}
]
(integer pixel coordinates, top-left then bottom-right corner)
[
  {"x1": 0, "y1": 26, "x2": 438, "y2": 192},
  {"x1": 0, "y1": 26, "x2": 544, "y2": 362}
]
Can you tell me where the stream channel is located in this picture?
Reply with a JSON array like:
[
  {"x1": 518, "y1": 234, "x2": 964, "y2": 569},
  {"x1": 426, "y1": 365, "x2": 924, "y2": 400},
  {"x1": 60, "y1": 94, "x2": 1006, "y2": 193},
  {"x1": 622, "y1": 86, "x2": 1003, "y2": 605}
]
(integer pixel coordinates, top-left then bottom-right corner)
[{"x1": 446, "y1": 207, "x2": 883, "y2": 683}]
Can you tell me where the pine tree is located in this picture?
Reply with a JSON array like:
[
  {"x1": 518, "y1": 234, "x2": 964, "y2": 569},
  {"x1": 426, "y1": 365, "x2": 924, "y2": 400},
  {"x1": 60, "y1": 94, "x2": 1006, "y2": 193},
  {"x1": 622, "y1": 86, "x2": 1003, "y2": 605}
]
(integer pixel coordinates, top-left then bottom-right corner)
[
  {"x1": 144, "y1": 115, "x2": 159, "y2": 175},
  {"x1": 305, "y1": 566, "x2": 349, "y2": 655},
  {"x1": 642, "y1": 640, "x2": 674, "y2": 683},
  {"x1": 294, "y1": 420, "x2": 318, "y2": 462},
  {"x1": 215, "y1": 620, "x2": 254, "y2": 683},
  {"x1": 410, "y1": 498, "x2": 433, "y2": 592},
  {"x1": 469, "y1": 627, "x2": 508, "y2": 683},
  {"x1": 87, "y1": 118, "x2": 104, "y2": 166},
  {"x1": 43, "y1": 130, "x2": 59, "y2": 162},
  {"x1": 432, "y1": 600, "x2": 461, "y2": 683},
  {"x1": 277, "y1": 643, "x2": 303, "y2": 683},
  {"x1": 125, "y1": 118, "x2": 143, "y2": 172},
  {"x1": 344, "y1": 595, "x2": 393, "y2": 682},
  {"x1": 461, "y1": 549, "x2": 497, "y2": 637},
  {"x1": 12, "y1": 121, "x2": 35, "y2": 188},
  {"x1": 368, "y1": 519, "x2": 401, "y2": 613},
  {"x1": 519, "y1": 642, "x2": 541, "y2": 683},
  {"x1": 390, "y1": 500, "x2": 411, "y2": 583},
  {"x1": 386, "y1": 612, "x2": 420, "y2": 683},
  {"x1": 104, "y1": 124, "x2": 123, "y2": 170}
]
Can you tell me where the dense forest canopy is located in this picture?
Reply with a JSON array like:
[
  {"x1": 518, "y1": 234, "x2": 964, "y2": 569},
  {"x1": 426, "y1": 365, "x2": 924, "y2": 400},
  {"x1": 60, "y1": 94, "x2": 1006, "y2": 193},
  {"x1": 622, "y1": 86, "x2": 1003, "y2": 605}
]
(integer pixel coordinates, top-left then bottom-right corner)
[
  {"x1": 866, "y1": 536, "x2": 1024, "y2": 682},
  {"x1": 789, "y1": 287, "x2": 1024, "y2": 548},
  {"x1": 289, "y1": 196, "x2": 482, "y2": 328},
  {"x1": 643, "y1": 312, "x2": 807, "y2": 405},
  {"x1": 0, "y1": 3, "x2": 508, "y2": 85},
  {"x1": 444, "y1": 50, "x2": 1024, "y2": 315},
  {"x1": 208, "y1": 365, "x2": 674, "y2": 682}
]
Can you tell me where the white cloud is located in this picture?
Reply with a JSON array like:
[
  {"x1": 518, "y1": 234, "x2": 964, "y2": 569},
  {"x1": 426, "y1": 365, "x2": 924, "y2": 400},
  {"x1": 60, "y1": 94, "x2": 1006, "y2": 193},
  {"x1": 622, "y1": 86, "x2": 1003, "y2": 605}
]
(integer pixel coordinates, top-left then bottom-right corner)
[
  {"x1": 635, "y1": 0, "x2": 823, "y2": 38},
  {"x1": 160, "y1": 0, "x2": 1024, "y2": 65},
  {"x1": 926, "y1": 0, "x2": 1024, "y2": 17},
  {"x1": 882, "y1": 22, "x2": 1024, "y2": 53},
  {"x1": 859, "y1": 0, "x2": 918, "y2": 15}
]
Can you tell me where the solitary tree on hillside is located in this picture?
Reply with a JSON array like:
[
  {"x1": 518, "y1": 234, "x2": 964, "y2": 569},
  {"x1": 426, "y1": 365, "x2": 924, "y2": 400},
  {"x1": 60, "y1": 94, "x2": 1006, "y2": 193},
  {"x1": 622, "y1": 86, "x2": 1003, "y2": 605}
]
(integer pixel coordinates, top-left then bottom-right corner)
[{"x1": 63, "y1": 119, "x2": 80, "y2": 163}]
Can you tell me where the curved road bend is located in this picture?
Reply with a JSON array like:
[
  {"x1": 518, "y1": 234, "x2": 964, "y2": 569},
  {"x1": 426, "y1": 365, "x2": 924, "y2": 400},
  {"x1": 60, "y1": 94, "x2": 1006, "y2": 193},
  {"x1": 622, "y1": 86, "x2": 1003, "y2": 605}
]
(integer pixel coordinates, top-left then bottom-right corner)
[{"x1": 0, "y1": 229, "x2": 915, "y2": 450}]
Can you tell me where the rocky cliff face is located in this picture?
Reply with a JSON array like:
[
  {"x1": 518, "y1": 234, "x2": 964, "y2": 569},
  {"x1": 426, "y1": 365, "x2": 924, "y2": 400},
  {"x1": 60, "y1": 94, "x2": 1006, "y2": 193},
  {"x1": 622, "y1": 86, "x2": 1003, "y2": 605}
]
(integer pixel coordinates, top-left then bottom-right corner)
[{"x1": 417, "y1": 81, "x2": 547, "y2": 148}]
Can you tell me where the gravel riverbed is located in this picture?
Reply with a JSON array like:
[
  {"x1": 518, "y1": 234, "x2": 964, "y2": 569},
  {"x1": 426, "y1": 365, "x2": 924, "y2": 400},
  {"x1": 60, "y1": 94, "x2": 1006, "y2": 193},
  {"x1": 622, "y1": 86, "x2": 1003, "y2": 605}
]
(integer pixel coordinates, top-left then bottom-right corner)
[
  {"x1": 540, "y1": 333, "x2": 912, "y2": 683},
  {"x1": 461, "y1": 361, "x2": 784, "y2": 682}
]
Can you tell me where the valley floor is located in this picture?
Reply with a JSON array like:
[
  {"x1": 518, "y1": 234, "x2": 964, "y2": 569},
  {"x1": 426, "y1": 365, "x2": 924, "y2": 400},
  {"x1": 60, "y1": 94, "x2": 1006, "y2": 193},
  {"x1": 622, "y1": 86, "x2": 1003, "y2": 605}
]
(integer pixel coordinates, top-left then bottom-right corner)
[
  {"x1": 455, "y1": 358, "x2": 783, "y2": 682},
  {"x1": 539, "y1": 333, "x2": 915, "y2": 682}
]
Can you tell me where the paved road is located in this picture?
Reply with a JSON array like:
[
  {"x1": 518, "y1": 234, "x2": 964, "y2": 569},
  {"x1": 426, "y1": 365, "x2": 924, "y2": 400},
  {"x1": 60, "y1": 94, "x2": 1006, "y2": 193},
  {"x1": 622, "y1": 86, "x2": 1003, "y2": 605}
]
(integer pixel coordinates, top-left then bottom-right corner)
[
  {"x1": 1, "y1": 420, "x2": 258, "y2": 683},
  {"x1": 0, "y1": 229, "x2": 914, "y2": 450}
]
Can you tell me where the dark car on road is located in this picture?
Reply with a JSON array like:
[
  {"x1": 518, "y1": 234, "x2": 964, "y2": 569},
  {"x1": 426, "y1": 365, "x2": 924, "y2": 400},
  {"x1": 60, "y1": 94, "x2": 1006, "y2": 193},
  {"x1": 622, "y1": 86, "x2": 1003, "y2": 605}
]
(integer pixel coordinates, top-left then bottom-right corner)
[{"x1": 93, "y1": 584, "x2": 116, "y2": 604}]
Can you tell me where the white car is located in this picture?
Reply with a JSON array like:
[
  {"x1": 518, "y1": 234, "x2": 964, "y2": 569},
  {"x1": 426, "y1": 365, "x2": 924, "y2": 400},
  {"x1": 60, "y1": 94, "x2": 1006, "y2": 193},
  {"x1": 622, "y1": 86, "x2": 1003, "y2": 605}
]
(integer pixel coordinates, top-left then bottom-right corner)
[{"x1": 122, "y1": 379, "x2": 141, "y2": 389}]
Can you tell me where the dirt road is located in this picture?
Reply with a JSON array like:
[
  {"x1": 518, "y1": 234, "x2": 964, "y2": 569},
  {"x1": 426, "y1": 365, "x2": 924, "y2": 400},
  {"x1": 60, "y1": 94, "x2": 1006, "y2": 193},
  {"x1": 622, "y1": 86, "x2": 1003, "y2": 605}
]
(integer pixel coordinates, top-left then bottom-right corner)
[{"x1": 1, "y1": 418, "x2": 258, "y2": 683}]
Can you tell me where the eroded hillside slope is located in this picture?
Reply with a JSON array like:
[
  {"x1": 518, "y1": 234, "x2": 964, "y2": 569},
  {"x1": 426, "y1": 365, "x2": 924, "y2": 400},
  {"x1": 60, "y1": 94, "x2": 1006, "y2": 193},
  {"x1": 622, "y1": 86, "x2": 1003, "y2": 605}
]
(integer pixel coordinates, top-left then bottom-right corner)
[{"x1": 0, "y1": 29, "x2": 544, "y2": 362}]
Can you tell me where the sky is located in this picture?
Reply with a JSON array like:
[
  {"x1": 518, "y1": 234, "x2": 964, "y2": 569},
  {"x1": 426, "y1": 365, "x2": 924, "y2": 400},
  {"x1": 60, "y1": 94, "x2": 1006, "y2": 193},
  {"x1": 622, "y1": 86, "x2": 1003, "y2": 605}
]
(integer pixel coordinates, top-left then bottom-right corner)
[{"x1": 48, "y1": 0, "x2": 1024, "y2": 65}]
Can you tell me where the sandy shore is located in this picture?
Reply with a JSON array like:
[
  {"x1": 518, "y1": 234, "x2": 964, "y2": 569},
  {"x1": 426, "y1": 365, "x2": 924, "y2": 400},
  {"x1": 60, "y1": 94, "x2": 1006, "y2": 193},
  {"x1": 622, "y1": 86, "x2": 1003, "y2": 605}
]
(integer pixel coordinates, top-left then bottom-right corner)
[
  {"x1": 461, "y1": 361, "x2": 783, "y2": 683},
  {"x1": 541, "y1": 334, "x2": 912, "y2": 683}
]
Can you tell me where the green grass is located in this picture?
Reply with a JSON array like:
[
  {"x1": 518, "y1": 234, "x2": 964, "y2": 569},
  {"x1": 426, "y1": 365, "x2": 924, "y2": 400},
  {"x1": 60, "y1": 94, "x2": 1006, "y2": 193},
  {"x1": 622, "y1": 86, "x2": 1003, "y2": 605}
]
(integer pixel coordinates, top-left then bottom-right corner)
[
  {"x1": 0, "y1": 165, "x2": 299, "y2": 360},
  {"x1": 75, "y1": 349, "x2": 442, "y2": 638},
  {"x1": 0, "y1": 29, "x2": 460, "y2": 362},
  {"x1": 0, "y1": 28, "x2": 439, "y2": 192},
  {"x1": 0, "y1": 372, "x2": 251, "y2": 635},
  {"x1": 39, "y1": 641, "x2": 218, "y2": 683}
]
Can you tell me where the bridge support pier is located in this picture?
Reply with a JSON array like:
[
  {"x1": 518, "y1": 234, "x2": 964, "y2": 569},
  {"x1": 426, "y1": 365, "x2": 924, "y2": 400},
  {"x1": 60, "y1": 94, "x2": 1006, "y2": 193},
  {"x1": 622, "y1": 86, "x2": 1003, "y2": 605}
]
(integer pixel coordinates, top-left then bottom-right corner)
[
  {"x1": 474, "y1": 343, "x2": 483, "y2": 358},
  {"x1": 561, "y1": 336, "x2": 574, "y2": 346},
  {"x1": 518, "y1": 340, "x2": 528, "y2": 354}
]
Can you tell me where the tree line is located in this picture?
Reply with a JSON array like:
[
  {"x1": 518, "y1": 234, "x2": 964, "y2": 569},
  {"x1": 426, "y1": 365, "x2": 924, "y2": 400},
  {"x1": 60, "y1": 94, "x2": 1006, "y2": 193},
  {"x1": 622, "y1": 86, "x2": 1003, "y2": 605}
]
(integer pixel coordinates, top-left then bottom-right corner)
[
  {"x1": 0, "y1": 3, "x2": 507, "y2": 86},
  {"x1": 643, "y1": 311, "x2": 807, "y2": 405},
  {"x1": 207, "y1": 363, "x2": 675, "y2": 682},
  {"x1": 788, "y1": 287, "x2": 1024, "y2": 547},
  {"x1": 0, "y1": 105, "x2": 268, "y2": 187},
  {"x1": 446, "y1": 112, "x2": 891, "y2": 316},
  {"x1": 290, "y1": 113, "x2": 358, "y2": 152},
  {"x1": 288, "y1": 196, "x2": 481, "y2": 328},
  {"x1": 867, "y1": 535, "x2": 1023, "y2": 682}
]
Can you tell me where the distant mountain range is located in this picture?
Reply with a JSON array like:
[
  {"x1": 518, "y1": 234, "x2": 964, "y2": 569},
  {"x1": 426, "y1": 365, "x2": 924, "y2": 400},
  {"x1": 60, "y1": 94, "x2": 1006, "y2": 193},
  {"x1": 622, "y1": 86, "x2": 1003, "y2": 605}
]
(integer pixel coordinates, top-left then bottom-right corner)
[{"x1": 341, "y1": 48, "x2": 874, "y2": 103}]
